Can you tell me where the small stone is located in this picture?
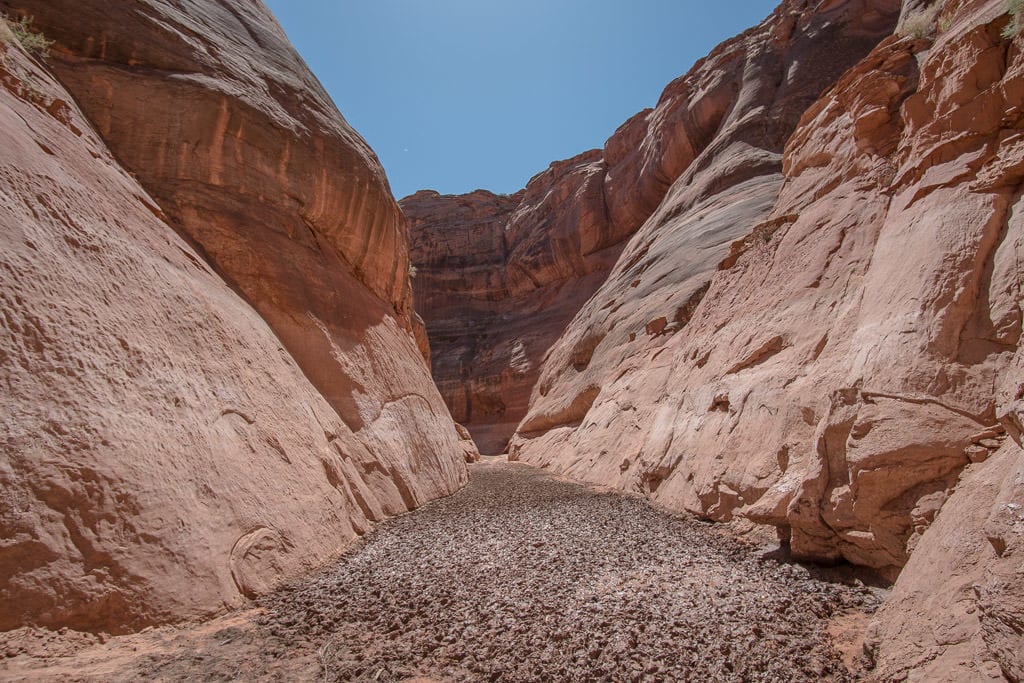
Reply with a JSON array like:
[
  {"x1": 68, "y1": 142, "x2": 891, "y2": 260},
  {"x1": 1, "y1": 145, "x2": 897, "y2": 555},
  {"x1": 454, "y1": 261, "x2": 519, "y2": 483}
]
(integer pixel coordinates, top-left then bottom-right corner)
[{"x1": 965, "y1": 445, "x2": 990, "y2": 464}]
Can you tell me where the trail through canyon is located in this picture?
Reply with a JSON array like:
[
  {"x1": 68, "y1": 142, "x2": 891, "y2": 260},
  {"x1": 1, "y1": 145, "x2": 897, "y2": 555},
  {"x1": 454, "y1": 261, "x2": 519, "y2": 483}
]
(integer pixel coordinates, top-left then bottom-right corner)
[{"x1": 2, "y1": 461, "x2": 885, "y2": 682}]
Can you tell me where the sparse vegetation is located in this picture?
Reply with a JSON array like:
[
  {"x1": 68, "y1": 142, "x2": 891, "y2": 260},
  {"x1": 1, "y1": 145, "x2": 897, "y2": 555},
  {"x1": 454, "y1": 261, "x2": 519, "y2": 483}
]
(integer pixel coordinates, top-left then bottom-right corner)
[
  {"x1": 315, "y1": 642, "x2": 333, "y2": 683},
  {"x1": 408, "y1": 263, "x2": 418, "y2": 278},
  {"x1": 1003, "y1": 0, "x2": 1024, "y2": 39},
  {"x1": 899, "y1": 3, "x2": 942, "y2": 39},
  {"x1": 1, "y1": 14, "x2": 53, "y2": 59},
  {"x1": 0, "y1": 18, "x2": 14, "y2": 49}
]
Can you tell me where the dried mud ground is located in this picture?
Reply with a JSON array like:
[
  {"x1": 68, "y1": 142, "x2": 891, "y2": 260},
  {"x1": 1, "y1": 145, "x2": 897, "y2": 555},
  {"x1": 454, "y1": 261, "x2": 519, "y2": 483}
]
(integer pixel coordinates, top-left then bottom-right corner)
[{"x1": 0, "y1": 459, "x2": 887, "y2": 682}]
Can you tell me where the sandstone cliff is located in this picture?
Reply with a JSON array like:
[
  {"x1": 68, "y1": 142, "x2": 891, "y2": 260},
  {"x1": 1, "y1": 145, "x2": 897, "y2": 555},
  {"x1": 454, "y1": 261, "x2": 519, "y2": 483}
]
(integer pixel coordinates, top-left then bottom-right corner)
[
  {"x1": 0, "y1": 1, "x2": 468, "y2": 633},
  {"x1": 405, "y1": 176, "x2": 619, "y2": 454},
  {"x1": 406, "y1": 0, "x2": 900, "y2": 455},
  {"x1": 509, "y1": 0, "x2": 1024, "y2": 675},
  {"x1": 509, "y1": 0, "x2": 1021, "y2": 569}
]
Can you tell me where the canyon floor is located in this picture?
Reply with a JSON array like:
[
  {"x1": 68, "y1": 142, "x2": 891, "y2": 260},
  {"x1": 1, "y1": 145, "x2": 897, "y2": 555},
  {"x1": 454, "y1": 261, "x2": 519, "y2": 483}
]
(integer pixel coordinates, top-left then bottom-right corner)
[{"x1": 0, "y1": 460, "x2": 888, "y2": 682}]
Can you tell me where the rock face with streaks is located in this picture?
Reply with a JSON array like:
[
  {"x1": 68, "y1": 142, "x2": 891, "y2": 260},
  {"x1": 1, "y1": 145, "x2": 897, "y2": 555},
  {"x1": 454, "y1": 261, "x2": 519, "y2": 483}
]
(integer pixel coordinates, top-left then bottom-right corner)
[
  {"x1": 406, "y1": 0, "x2": 900, "y2": 454},
  {"x1": 862, "y1": 3, "x2": 1024, "y2": 677},
  {"x1": 511, "y1": 0, "x2": 1024, "y2": 674},
  {"x1": 405, "y1": 174, "x2": 625, "y2": 454},
  {"x1": 0, "y1": 0, "x2": 467, "y2": 633}
]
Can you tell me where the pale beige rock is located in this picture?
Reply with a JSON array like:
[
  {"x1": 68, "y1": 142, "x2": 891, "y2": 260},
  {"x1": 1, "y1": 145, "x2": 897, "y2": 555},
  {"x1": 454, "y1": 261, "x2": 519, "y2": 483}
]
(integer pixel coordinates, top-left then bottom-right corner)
[
  {"x1": 0, "y1": 2, "x2": 467, "y2": 633},
  {"x1": 455, "y1": 422, "x2": 481, "y2": 463},
  {"x1": 867, "y1": 444, "x2": 1023, "y2": 681}
]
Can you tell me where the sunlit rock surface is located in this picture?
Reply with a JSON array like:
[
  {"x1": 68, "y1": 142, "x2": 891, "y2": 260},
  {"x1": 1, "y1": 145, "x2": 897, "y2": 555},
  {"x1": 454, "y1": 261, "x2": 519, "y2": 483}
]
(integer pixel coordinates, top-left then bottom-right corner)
[{"x1": 0, "y1": 0, "x2": 468, "y2": 632}]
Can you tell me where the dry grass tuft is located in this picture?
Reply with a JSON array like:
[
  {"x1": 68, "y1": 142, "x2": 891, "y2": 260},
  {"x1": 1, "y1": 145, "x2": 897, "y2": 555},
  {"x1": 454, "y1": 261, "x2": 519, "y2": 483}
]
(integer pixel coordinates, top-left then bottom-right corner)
[
  {"x1": 1, "y1": 14, "x2": 53, "y2": 58},
  {"x1": 1004, "y1": 0, "x2": 1024, "y2": 39},
  {"x1": 899, "y1": 3, "x2": 942, "y2": 39}
]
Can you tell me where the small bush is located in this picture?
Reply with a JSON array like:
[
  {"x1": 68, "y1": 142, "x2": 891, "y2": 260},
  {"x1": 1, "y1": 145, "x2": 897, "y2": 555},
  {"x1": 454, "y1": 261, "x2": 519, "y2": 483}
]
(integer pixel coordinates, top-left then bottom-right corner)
[
  {"x1": 1003, "y1": 0, "x2": 1024, "y2": 39},
  {"x1": 3, "y1": 14, "x2": 53, "y2": 58},
  {"x1": 0, "y1": 19, "x2": 14, "y2": 47},
  {"x1": 900, "y1": 5, "x2": 941, "y2": 39},
  {"x1": 408, "y1": 264, "x2": 418, "y2": 278}
]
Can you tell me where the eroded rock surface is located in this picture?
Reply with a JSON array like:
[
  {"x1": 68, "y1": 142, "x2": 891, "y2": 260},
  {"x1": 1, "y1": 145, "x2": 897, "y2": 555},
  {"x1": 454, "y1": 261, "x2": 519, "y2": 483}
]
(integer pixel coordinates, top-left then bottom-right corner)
[
  {"x1": 406, "y1": 0, "x2": 899, "y2": 455},
  {"x1": 506, "y1": 0, "x2": 1006, "y2": 565},
  {"x1": 511, "y1": 4, "x2": 1024, "y2": 670},
  {"x1": 0, "y1": 1, "x2": 467, "y2": 633},
  {"x1": 866, "y1": 444, "x2": 1024, "y2": 680}
]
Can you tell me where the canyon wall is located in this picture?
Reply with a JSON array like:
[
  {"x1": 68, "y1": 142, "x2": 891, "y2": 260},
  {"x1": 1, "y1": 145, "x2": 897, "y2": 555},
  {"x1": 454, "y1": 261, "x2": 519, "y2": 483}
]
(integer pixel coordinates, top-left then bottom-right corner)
[
  {"x1": 406, "y1": 0, "x2": 900, "y2": 454},
  {"x1": 0, "y1": 0, "x2": 469, "y2": 633},
  {"x1": 512, "y1": 0, "x2": 1024, "y2": 675},
  {"x1": 405, "y1": 173, "x2": 619, "y2": 454},
  {"x1": 510, "y1": 0, "x2": 1022, "y2": 574}
]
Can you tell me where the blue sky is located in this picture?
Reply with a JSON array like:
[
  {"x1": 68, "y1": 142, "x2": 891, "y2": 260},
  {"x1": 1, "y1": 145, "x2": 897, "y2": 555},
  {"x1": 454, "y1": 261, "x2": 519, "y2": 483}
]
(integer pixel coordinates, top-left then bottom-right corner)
[{"x1": 265, "y1": 1, "x2": 780, "y2": 199}]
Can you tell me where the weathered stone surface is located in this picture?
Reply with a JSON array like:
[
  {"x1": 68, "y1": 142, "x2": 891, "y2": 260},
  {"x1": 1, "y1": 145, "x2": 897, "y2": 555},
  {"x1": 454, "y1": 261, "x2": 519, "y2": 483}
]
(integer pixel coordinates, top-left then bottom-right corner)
[
  {"x1": 405, "y1": 173, "x2": 624, "y2": 454},
  {"x1": 866, "y1": 444, "x2": 1024, "y2": 681},
  {"x1": 511, "y1": 0, "x2": 1023, "y2": 585},
  {"x1": 455, "y1": 422, "x2": 481, "y2": 463},
  {"x1": 407, "y1": 0, "x2": 899, "y2": 455},
  {"x1": 868, "y1": 29, "x2": 1024, "y2": 664},
  {"x1": 0, "y1": 0, "x2": 468, "y2": 458},
  {"x1": 0, "y1": 2, "x2": 467, "y2": 633}
]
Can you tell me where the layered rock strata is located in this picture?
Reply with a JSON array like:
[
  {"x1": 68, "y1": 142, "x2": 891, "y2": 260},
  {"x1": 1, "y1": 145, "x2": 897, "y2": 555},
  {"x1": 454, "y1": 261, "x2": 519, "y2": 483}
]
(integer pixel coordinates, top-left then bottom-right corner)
[
  {"x1": 0, "y1": 0, "x2": 468, "y2": 633},
  {"x1": 514, "y1": 0, "x2": 1022, "y2": 614},
  {"x1": 506, "y1": 1, "x2": 1024, "y2": 672},
  {"x1": 406, "y1": 0, "x2": 900, "y2": 454}
]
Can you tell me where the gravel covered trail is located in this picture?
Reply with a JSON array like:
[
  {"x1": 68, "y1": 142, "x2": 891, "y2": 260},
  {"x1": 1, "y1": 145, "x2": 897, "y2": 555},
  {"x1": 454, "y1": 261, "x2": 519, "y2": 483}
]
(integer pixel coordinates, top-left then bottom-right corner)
[
  {"x1": 1, "y1": 460, "x2": 882, "y2": 681},
  {"x1": 257, "y1": 460, "x2": 878, "y2": 682}
]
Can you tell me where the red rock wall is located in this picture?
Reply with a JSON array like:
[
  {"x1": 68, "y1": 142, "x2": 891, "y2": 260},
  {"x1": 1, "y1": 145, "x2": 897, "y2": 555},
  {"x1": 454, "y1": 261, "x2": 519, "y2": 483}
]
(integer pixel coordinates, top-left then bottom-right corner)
[
  {"x1": 406, "y1": 0, "x2": 899, "y2": 455},
  {"x1": 512, "y1": 0, "x2": 1018, "y2": 566},
  {"x1": 0, "y1": 1, "x2": 469, "y2": 633},
  {"x1": 405, "y1": 166, "x2": 622, "y2": 454},
  {"x1": 513, "y1": 0, "x2": 1024, "y2": 661},
  {"x1": 864, "y1": 2, "x2": 1024, "y2": 678},
  {"x1": 508, "y1": 1, "x2": 1024, "y2": 673}
]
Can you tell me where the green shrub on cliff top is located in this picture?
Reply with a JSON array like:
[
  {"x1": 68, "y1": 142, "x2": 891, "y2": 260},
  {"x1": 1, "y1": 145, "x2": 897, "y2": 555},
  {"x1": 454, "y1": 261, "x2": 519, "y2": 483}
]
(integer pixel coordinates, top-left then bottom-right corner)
[
  {"x1": 1, "y1": 14, "x2": 53, "y2": 59},
  {"x1": 899, "y1": 4, "x2": 941, "y2": 39},
  {"x1": 1004, "y1": 0, "x2": 1024, "y2": 39}
]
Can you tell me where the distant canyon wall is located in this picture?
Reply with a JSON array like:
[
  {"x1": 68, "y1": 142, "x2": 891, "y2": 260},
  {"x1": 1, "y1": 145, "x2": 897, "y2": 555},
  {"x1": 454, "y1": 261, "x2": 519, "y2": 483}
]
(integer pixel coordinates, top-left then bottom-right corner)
[
  {"x1": 406, "y1": 0, "x2": 900, "y2": 455},
  {"x1": 0, "y1": 0, "x2": 470, "y2": 633}
]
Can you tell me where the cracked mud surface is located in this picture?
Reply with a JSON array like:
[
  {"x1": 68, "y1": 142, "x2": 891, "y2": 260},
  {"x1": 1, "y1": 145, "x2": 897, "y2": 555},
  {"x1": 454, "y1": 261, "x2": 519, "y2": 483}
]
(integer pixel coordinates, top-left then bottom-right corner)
[{"x1": 1, "y1": 460, "x2": 883, "y2": 681}]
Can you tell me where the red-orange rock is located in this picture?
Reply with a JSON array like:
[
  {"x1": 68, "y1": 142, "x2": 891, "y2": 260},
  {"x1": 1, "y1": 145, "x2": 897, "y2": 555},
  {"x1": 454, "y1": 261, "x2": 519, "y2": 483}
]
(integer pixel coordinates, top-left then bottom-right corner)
[
  {"x1": 513, "y1": 0, "x2": 1021, "y2": 600},
  {"x1": 0, "y1": 1, "x2": 467, "y2": 633},
  {"x1": 405, "y1": 170, "x2": 621, "y2": 454},
  {"x1": 407, "y1": 0, "x2": 899, "y2": 455}
]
